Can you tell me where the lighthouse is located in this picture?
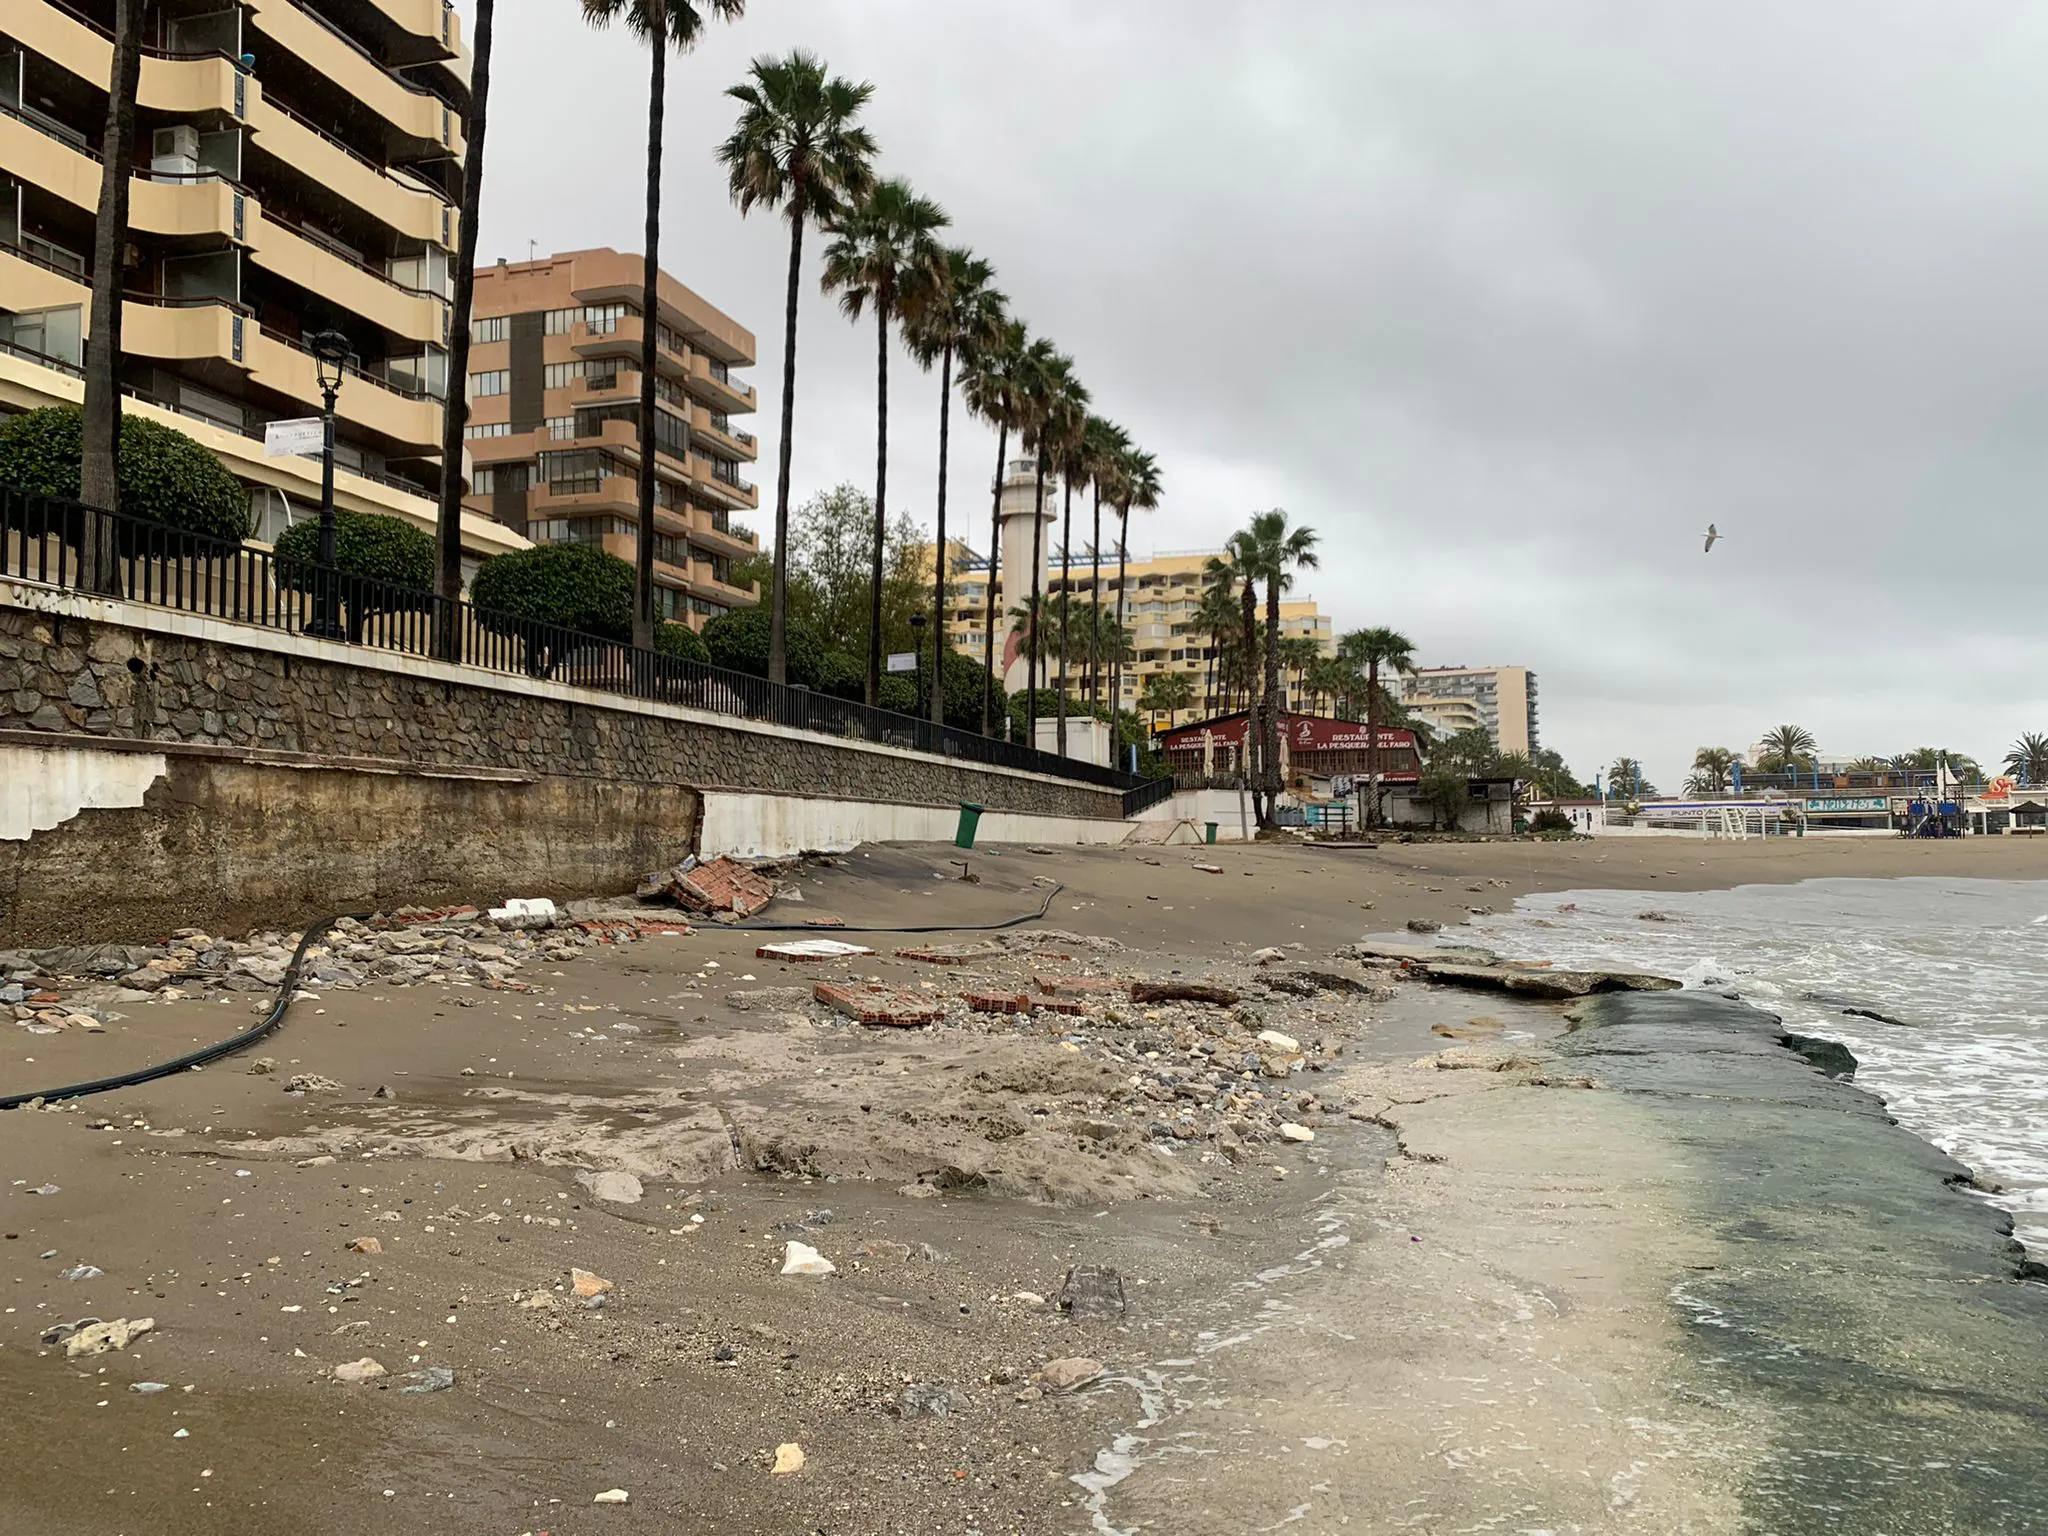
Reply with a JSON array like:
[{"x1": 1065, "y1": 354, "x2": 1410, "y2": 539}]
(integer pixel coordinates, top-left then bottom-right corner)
[{"x1": 994, "y1": 456, "x2": 1060, "y2": 694}]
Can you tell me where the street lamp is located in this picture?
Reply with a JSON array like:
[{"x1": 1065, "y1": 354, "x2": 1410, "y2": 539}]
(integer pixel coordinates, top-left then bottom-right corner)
[
  {"x1": 910, "y1": 612, "x2": 929, "y2": 724},
  {"x1": 305, "y1": 328, "x2": 352, "y2": 639}
]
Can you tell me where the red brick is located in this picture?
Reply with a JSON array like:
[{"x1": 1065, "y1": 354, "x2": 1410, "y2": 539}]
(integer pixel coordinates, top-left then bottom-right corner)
[
  {"x1": 963, "y1": 991, "x2": 1033, "y2": 1015},
  {"x1": 1033, "y1": 997, "x2": 1091, "y2": 1016},
  {"x1": 813, "y1": 982, "x2": 945, "y2": 1028},
  {"x1": 897, "y1": 943, "x2": 1005, "y2": 966},
  {"x1": 671, "y1": 858, "x2": 777, "y2": 918}
]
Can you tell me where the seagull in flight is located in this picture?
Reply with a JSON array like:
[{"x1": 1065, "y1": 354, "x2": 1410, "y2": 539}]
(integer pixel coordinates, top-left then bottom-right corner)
[{"x1": 1702, "y1": 523, "x2": 1720, "y2": 554}]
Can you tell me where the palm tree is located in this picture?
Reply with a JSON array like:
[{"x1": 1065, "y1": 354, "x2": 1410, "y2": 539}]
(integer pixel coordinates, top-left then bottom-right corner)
[
  {"x1": 1607, "y1": 757, "x2": 1648, "y2": 798},
  {"x1": 1194, "y1": 564, "x2": 1239, "y2": 716},
  {"x1": 1052, "y1": 413, "x2": 1111, "y2": 754},
  {"x1": 1691, "y1": 746, "x2": 1737, "y2": 794},
  {"x1": 1139, "y1": 671, "x2": 1193, "y2": 735},
  {"x1": 1017, "y1": 351, "x2": 1087, "y2": 742},
  {"x1": 1235, "y1": 512, "x2": 1319, "y2": 826},
  {"x1": 1757, "y1": 724, "x2": 1816, "y2": 774},
  {"x1": 1338, "y1": 627, "x2": 1416, "y2": 826},
  {"x1": 1108, "y1": 447, "x2": 1160, "y2": 722},
  {"x1": 581, "y1": 0, "x2": 746, "y2": 651},
  {"x1": 719, "y1": 50, "x2": 879, "y2": 685},
  {"x1": 2005, "y1": 733, "x2": 2048, "y2": 786},
  {"x1": 959, "y1": 318, "x2": 1029, "y2": 736},
  {"x1": 821, "y1": 177, "x2": 950, "y2": 704},
  {"x1": 1079, "y1": 417, "x2": 1129, "y2": 710},
  {"x1": 432, "y1": 0, "x2": 499, "y2": 656},
  {"x1": 1278, "y1": 634, "x2": 1322, "y2": 709},
  {"x1": 77, "y1": 0, "x2": 146, "y2": 587},
  {"x1": 903, "y1": 247, "x2": 1005, "y2": 726}
]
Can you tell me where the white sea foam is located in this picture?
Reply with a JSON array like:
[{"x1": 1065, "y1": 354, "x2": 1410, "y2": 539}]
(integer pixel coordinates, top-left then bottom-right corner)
[{"x1": 1470, "y1": 877, "x2": 2048, "y2": 1254}]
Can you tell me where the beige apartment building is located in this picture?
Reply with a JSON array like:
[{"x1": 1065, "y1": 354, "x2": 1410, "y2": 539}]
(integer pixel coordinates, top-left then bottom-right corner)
[
  {"x1": 0, "y1": 0, "x2": 521, "y2": 563},
  {"x1": 459, "y1": 249, "x2": 761, "y2": 629},
  {"x1": 1401, "y1": 664, "x2": 1540, "y2": 756},
  {"x1": 932, "y1": 515, "x2": 1336, "y2": 730}
]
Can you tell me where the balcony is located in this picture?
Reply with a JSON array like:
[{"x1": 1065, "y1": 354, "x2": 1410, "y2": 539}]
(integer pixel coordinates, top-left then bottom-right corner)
[
  {"x1": 690, "y1": 412, "x2": 757, "y2": 462},
  {"x1": 682, "y1": 352, "x2": 755, "y2": 413},
  {"x1": 248, "y1": 90, "x2": 454, "y2": 247},
  {"x1": 247, "y1": 0, "x2": 463, "y2": 164},
  {"x1": 685, "y1": 517, "x2": 757, "y2": 561},
  {"x1": 570, "y1": 315, "x2": 687, "y2": 378},
  {"x1": 18, "y1": 3, "x2": 248, "y2": 120}
]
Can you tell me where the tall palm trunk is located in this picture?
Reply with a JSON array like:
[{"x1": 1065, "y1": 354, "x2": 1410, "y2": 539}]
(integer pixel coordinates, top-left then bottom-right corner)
[
  {"x1": 1027, "y1": 451, "x2": 1046, "y2": 740},
  {"x1": 1055, "y1": 476, "x2": 1074, "y2": 755},
  {"x1": 768, "y1": 184, "x2": 807, "y2": 686},
  {"x1": 80, "y1": 0, "x2": 144, "y2": 591},
  {"x1": 1365, "y1": 657, "x2": 1382, "y2": 826},
  {"x1": 633, "y1": 8, "x2": 668, "y2": 654},
  {"x1": 929, "y1": 339, "x2": 953, "y2": 726},
  {"x1": 1260, "y1": 577, "x2": 1284, "y2": 826},
  {"x1": 979, "y1": 421, "x2": 1006, "y2": 736},
  {"x1": 865, "y1": 291, "x2": 891, "y2": 707},
  {"x1": 1239, "y1": 581, "x2": 1259, "y2": 809},
  {"x1": 436, "y1": 0, "x2": 494, "y2": 660},
  {"x1": 1087, "y1": 484, "x2": 1103, "y2": 710},
  {"x1": 1111, "y1": 503, "x2": 1130, "y2": 730}
]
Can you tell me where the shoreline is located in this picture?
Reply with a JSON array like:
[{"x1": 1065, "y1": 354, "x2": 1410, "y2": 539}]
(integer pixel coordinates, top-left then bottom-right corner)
[{"x1": 1, "y1": 836, "x2": 2043, "y2": 1532}]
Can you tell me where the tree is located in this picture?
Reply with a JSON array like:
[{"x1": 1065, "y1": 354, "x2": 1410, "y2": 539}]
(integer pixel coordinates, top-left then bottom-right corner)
[
  {"x1": 274, "y1": 510, "x2": 434, "y2": 643},
  {"x1": 1891, "y1": 746, "x2": 1984, "y2": 783},
  {"x1": 719, "y1": 49, "x2": 878, "y2": 684},
  {"x1": 959, "y1": 318, "x2": 1030, "y2": 737},
  {"x1": 1690, "y1": 746, "x2": 1737, "y2": 794},
  {"x1": 1606, "y1": 756, "x2": 1654, "y2": 799},
  {"x1": 1079, "y1": 416, "x2": 1130, "y2": 711},
  {"x1": 1195, "y1": 562, "x2": 1241, "y2": 716},
  {"x1": 1016, "y1": 347, "x2": 1086, "y2": 741},
  {"x1": 0, "y1": 407, "x2": 247, "y2": 544},
  {"x1": 1053, "y1": 414, "x2": 1115, "y2": 755},
  {"x1": 1138, "y1": 671, "x2": 1192, "y2": 734},
  {"x1": 436, "y1": 0, "x2": 496, "y2": 656},
  {"x1": 903, "y1": 246, "x2": 1005, "y2": 726},
  {"x1": 1236, "y1": 509, "x2": 1320, "y2": 828},
  {"x1": 1108, "y1": 446, "x2": 1160, "y2": 721},
  {"x1": 471, "y1": 543, "x2": 635, "y2": 675},
  {"x1": 1528, "y1": 747, "x2": 1590, "y2": 800},
  {"x1": 78, "y1": 0, "x2": 145, "y2": 589},
  {"x1": 1278, "y1": 634, "x2": 1322, "y2": 708},
  {"x1": 1338, "y1": 626, "x2": 1416, "y2": 826},
  {"x1": 701, "y1": 602, "x2": 823, "y2": 685},
  {"x1": 821, "y1": 177, "x2": 950, "y2": 705},
  {"x1": 914, "y1": 642, "x2": 1007, "y2": 733},
  {"x1": 2005, "y1": 733, "x2": 2048, "y2": 786},
  {"x1": 1756, "y1": 724, "x2": 1817, "y2": 774},
  {"x1": 581, "y1": 0, "x2": 747, "y2": 652},
  {"x1": 773, "y1": 484, "x2": 927, "y2": 665}
]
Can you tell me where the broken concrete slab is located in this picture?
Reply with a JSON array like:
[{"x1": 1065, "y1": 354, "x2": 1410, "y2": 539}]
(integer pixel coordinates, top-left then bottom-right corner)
[
  {"x1": 896, "y1": 942, "x2": 1007, "y2": 966},
  {"x1": 664, "y1": 858, "x2": 777, "y2": 918},
  {"x1": 756, "y1": 939, "x2": 876, "y2": 962},
  {"x1": 1129, "y1": 981, "x2": 1241, "y2": 1006},
  {"x1": 1416, "y1": 960, "x2": 1679, "y2": 999}
]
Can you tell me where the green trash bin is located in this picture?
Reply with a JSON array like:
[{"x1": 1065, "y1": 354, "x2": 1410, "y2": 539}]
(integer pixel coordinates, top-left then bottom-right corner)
[
  {"x1": 1205, "y1": 822, "x2": 1219, "y2": 845},
  {"x1": 955, "y1": 801, "x2": 985, "y2": 850}
]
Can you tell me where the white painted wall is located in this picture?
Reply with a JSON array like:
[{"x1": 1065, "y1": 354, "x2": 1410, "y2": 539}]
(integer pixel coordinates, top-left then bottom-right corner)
[
  {"x1": 1128, "y1": 787, "x2": 1257, "y2": 842},
  {"x1": 0, "y1": 745, "x2": 166, "y2": 841},
  {"x1": 699, "y1": 792, "x2": 1134, "y2": 859}
]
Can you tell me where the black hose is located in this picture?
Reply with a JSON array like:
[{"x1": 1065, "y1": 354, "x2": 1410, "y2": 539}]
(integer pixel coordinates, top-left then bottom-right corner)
[
  {"x1": 718, "y1": 882, "x2": 1064, "y2": 934},
  {"x1": 0, "y1": 914, "x2": 353, "y2": 1112}
]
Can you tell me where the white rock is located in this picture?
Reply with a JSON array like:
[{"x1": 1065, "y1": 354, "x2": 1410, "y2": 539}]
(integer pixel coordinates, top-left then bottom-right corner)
[
  {"x1": 64, "y1": 1317, "x2": 153, "y2": 1358},
  {"x1": 333, "y1": 1357, "x2": 387, "y2": 1384},
  {"x1": 1251, "y1": 947, "x2": 1287, "y2": 965},
  {"x1": 575, "y1": 1170, "x2": 644, "y2": 1205},
  {"x1": 593, "y1": 1488, "x2": 631, "y2": 1504},
  {"x1": 779, "y1": 1241, "x2": 836, "y2": 1277},
  {"x1": 771, "y1": 1443, "x2": 806, "y2": 1476},
  {"x1": 1279, "y1": 1122, "x2": 1316, "y2": 1143},
  {"x1": 488, "y1": 897, "x2": 559, "y2": 929},
  {"x1": 1256, "y1": 1029, "x2": 1301, "y2": 1054}
]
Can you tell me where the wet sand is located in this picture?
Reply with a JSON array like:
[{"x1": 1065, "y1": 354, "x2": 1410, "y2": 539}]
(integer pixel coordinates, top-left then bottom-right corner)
[{"x1": 0, "y1": 834, "x2": 2041, "y2": 1532}]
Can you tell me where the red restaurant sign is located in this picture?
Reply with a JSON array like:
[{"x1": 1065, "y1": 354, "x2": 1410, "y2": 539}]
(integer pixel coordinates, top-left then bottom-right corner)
[{"x1": 1160, "y1": 713, "x2": 1418, "y2": 755}]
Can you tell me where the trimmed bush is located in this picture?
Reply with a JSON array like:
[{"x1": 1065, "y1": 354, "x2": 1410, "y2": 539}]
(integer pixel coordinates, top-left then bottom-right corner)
[
  {"x1": 471, "y1": 543, "x2": 635, "y2": 641},
  {"x1": 701, "y1": 604, "x2": 821, "y2": 688},
  {"x1": 878, "y1": 675, "x2": 917, "y2": 714},
  {"x1": 915, "y1": 644, "x2": 1007, "y2": 733},
  {"x1": 273, "y1": 509, "x2": 433, "y2": 591},
  {"x1": 654, "y1": 621, "x2": 711, "y2": 663},
  {"x1": 0, "y1": 405, "x2": 248, "y2": 542},
  {"x1": 814, "y1": 650, "x2": 864, "y2": 701}
]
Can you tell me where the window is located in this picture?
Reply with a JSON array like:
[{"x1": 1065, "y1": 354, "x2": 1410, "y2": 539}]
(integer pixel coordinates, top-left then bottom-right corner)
[
  {"x1": 465, "y1": 421, "x2": 513, "y2": 439},
  {"x1": 471, "y1": 316, "x2": 507, "y2": 345},
  {"x1": 472, "y1": 466, "x2": 494, "y2": 496},
  {"x1": 652, "y1": 532, "x2": 691, "y2": 567},
  {"x1": 472, "y1": 463, "x2": 529, "y2": 497},
  {"x1": 546, "y1": 415, "x2": 574, "y2": 440},
  {"x1": 529, "y1": 515, "x2": 634, "y2": 545},
  {"x1": 539, "y1": 449, "x2": 631, "y2": 494},
  {"x1": 469, "y1": 370, "x2": 508, "y2": 397},
  {"x1": 1, "y1": 305, "x2": 84, "y2": 367},
  {"x1": 543, "y1": 361, "x2": 583, "y2": 390},
  {"x1": 545, "y1": 303, "x2": 632, "y2": 335}
]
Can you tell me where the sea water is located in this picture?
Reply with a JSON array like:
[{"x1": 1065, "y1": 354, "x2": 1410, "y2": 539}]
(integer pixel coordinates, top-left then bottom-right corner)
[{"x1": 1468, "y1": 876, "x2": 2048, "y2": 1254}]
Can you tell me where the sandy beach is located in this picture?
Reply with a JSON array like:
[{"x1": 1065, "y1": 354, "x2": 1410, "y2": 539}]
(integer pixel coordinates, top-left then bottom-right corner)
[{"x1": 0, "y1": 832, "x2": 2042, "y2": 1533}]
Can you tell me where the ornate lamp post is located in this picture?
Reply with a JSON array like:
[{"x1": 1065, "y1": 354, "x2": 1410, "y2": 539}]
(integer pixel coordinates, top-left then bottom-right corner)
[{"x1": 305, "y1": 328, "x2": 352, "y2": 640}]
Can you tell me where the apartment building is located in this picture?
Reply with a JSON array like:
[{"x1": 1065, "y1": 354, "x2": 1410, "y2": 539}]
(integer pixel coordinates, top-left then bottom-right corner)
[
  {"x1": 933, "y1": 532, "x2": 1336, "y2": 729},
  {"x1": 0, "y1": 0, "x2": 521, "y2": 562},
  {"x1": 459, "y1": 249, "x2": 761, "y2": 629},
  {"x1": 1401, "y1": 664, "x2": 1540, "y2": 756}
]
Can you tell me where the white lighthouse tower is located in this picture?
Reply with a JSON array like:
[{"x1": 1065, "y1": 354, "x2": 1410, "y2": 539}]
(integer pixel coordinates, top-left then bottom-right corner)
[{"x1": 994, "y1": 456, "x2": 1058, "y2": 695}]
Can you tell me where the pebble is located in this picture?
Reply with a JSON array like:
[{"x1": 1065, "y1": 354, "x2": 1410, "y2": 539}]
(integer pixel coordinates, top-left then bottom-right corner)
[
  {"x1": 771, "y1": 1443, "x2": 806, "y2": 1476},
  {"x1": 593, "y1": 1488, "x2": 631, "y2": 1504},
  {"x1": 346, "y1": 1237, "x2": 383, "y2": 1255},
  {"x1": 333, "y1": 1357, "x2": 387, "y2": 1384},
  {"x1": 1040, "y1": 1357, "x2": 1104, "y2": 1391},
  {"x1": 779, "y1": 1241, "x2": 836, "y2": 1277},
  {"x1": 1279, "y1": 1123, "x2": 1316, "y2": 1143},
  {"x1": 575, "y1": 1171, "x2": 644, "y2": 1205},
  {"x1": 571, "y1": 1268, "x2": 614, "y2": 1298}
]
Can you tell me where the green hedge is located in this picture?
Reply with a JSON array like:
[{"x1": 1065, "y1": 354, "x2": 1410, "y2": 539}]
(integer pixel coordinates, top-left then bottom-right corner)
[
  {"x1": 273, "y1": 510, "x2": 433, "y2": 596},
  {"x1": 470, "y1": 543, "x2": 635, "y2": 641},
  {"x1": 0, "y1": 405, "x2": 248, "y2": 542},
  {"x1": 701, "y1": 604, "x2": 821, "y2": 687},
  {"x1": 654, "y1": 621, "x2": 711, "y2": 663}
]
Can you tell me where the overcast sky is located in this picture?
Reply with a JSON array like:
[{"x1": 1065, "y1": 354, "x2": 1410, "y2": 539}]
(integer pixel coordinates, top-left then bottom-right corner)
[{"x1": 467, "y1": 1, "x2": 2048, "y2": 789}]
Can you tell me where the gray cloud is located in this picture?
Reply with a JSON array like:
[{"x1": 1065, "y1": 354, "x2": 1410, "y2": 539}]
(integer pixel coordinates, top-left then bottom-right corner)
[{"x1": 467, "y1": 1, "x2": 2048, "y2": 786}]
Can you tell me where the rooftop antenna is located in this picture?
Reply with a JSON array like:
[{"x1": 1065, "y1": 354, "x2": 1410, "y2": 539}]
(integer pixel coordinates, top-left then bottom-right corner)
[{"x1": 528, "y1": 239, "x2": 537, "y2": 263}]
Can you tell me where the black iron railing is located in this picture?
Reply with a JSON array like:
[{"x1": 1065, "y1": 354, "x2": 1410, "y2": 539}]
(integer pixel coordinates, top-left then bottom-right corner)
[
  {"x1": 1121, "y1": 775, "x2": 1178, "y2": 817},
  {"x1": 1, "y1": 486, "x2": 1145, "y2": 795}
]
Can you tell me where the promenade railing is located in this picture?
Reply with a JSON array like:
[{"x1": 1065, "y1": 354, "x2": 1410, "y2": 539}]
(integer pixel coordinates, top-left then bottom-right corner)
[{"x1": 2, "y1": 485, "x2": 1147, "y2": 798}]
